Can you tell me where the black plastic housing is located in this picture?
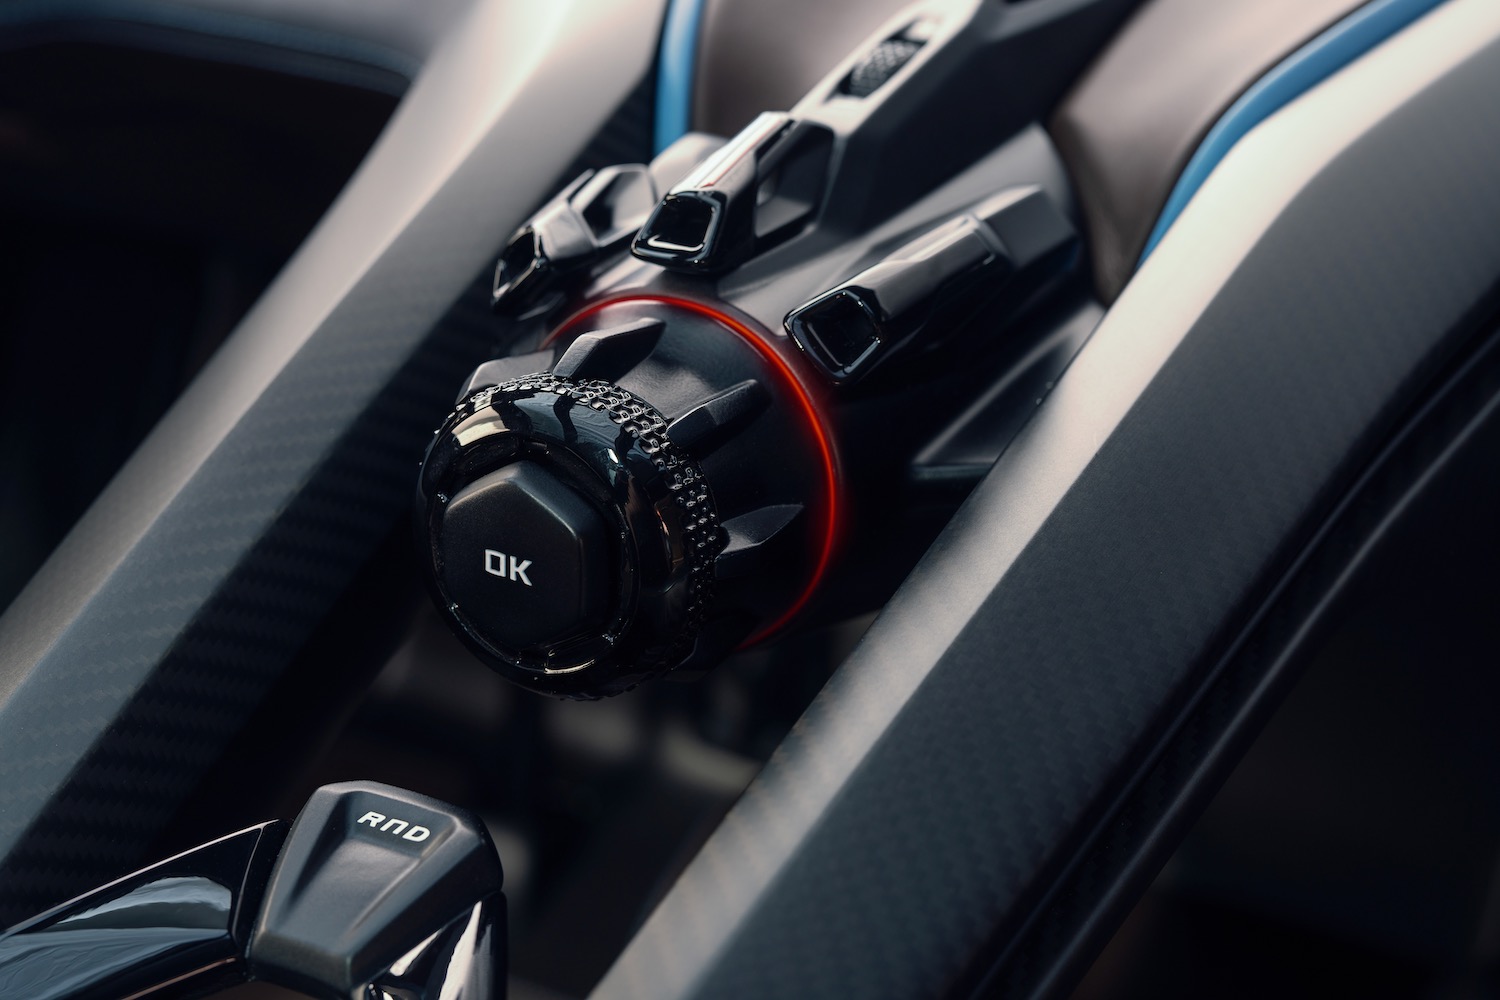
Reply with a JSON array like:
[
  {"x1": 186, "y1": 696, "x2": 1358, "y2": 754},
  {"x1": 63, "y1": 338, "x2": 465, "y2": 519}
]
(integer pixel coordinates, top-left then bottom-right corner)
[
  {"x1": 632, "y1": 114, "x2": 834, "y2": 274},
  {"x1": 785, "y1": 186, "x2": 1075, "y2": 383},
  {"x1": 0, "y1": 782, "x2": 507, "y2": 1000},
  {"x1": 248, "y1": 781, "x2": 504, "y2": 998},
  {"x1": 414, "y1": 0, "x2": 1144, "y2": 698},
  {"x1": 493, "y1": 164, "x2": 660, "y2": 315},
  {"x1": 0, "y1": 823, "x2": 285, "y2": 1000},
  {"x1": 420, "y1": 117, "x2": 1090, "y2": 698},
  {"x1": 420, "y1": 301, "x2": 828, "y2": 698}
]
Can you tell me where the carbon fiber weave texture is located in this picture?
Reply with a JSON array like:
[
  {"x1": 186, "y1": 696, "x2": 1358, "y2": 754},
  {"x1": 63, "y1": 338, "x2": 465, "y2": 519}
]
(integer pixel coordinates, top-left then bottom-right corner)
[{"x1": 0, "y1": 74, "x2": 653, "y2": 927}]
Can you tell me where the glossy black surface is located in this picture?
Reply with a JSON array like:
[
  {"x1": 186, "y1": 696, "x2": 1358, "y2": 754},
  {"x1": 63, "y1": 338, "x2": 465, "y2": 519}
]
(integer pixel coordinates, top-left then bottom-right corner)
[
  {"x1": 0, "y1": 822, "x2": 284, "y2": 1000},
  {"x1": 786, "y1": 185, "x2": 1075, "y2": 384},
  {"x1": 420, "y1": 367, "x2": 727, "y2": 698},
  {"x1": 0, "y1": 781, "x2": 509, "y2": 1000},
  {"x1": 426, "y1": 26, "x2": 1096, "y2": 696},
  {"x1": 430, "y1": 116, "x2": 1090, "y2": 698},
  {"x1": 433, "y1": 128, "x2": 1093, "y2": 695},
  {"x1": 368, "y1": 898, "x2": 506, "y2": 1000},
  {"x1": 424, "y1": 65, "x2": 1087, "y2": 701},
  {"x1": 632, "y1": 113, "x2": 834, "y2": 274},
  {"x1": 492, "y1": 165, "x2": 660, "y2": 316}
]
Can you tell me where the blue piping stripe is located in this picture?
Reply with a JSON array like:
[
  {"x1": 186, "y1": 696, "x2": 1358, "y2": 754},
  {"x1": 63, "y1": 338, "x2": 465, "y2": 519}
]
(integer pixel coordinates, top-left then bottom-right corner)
[
  {"x1": 1140, "y1": 0, "x2": 1449, "y2": 263},
  {"x1": 654, "y1": 0, "x2": 708, "y2": 154}
]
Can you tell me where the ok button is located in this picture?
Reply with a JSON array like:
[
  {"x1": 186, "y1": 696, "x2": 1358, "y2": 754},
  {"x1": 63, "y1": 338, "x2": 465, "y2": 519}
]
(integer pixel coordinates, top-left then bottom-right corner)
[{"x1": 438, "y1": 462, "x2": 613, "y2": 651}]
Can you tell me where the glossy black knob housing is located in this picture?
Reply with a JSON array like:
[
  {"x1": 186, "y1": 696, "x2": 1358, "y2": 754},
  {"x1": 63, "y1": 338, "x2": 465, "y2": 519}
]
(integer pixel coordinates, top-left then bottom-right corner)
[
  {"x1": 418, "y1": 301, "x2": 830, "y2": 698},
  {"x1": 420, "y1": 368, "x2": 724, "y2": 698},
  {"x1": 441, "y1": 462, "x2": 615, "y2": 650}
]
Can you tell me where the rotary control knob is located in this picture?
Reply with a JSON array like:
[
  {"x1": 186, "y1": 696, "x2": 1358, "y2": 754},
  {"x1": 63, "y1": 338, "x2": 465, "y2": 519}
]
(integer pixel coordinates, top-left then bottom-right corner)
[
  {"x1": 417, "y1": 302, "x2": 834, "y2": 698},
  {"x1": 420, "y1": 373, "x2": 721, "y2": 698}
]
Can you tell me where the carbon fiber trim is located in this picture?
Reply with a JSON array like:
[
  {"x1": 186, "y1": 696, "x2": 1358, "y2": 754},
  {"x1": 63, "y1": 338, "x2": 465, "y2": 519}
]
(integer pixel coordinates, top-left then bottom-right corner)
[
  {"x1": 0, "y1": 0, "x2": 662, "y2": 926},
  {"x1": 988, "y1": 321, "x2": 1500, "y2": 998},
  {"x1": 592, "y1": 2, "x2": 1500, "y2": 997}
]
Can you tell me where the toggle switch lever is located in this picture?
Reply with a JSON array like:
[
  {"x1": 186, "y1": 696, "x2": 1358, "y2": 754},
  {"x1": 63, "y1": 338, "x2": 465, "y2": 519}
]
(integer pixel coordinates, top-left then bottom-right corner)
[
  {"x1": 492, "y1": 163, "x2": 659, "y2": 315},
  {"x1": 632, "y1": 112, "x2": 833, "y2": 274},
  {"x1": 785, "y1": 185, "x2": 1076, "y2": 384},
  {"x1": 0, "y1": 781, "x2": 506, "y2": 1000}
]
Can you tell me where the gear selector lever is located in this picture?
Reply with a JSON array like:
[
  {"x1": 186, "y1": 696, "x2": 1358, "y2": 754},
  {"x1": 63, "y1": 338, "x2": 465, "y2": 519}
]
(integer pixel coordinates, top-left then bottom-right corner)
[{"x1": 0, "y1": 781, "x2": 506, "y2": 1000}]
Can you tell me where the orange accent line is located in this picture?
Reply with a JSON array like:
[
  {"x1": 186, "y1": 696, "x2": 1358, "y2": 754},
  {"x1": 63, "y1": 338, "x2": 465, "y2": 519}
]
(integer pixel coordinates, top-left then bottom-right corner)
[{"x1": 548, "y1": 294, "x2": 840, "y2": 645}]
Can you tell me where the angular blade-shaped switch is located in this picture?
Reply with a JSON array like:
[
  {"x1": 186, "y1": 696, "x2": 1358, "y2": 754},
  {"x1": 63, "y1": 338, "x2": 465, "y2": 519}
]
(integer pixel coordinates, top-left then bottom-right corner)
[
  {"x1": 492, "y1": 164, "x2": 659, "y2": 315},
  {"x1": 247, "y1": 781, "x2": 504, "y2": 1000}
]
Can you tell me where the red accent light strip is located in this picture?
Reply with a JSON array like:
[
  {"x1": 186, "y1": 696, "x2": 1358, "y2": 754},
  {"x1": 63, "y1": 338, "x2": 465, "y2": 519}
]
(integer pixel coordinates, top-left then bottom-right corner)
[{"x1": 549, "y1": 295, "x2": 840, "y2": 644}]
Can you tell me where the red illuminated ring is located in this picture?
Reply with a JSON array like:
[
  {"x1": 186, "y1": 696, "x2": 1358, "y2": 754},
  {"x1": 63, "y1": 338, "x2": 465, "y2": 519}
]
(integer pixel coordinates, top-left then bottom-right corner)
[{"x1": 547, "y1": 294, "x2": 840, "y2": 645}]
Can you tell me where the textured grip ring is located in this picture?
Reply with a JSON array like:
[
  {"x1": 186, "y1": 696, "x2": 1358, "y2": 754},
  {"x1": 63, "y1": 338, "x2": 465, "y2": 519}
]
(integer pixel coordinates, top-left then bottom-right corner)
[{"x1": 420, "y1": 372, "x2": 723, "y2": 698}]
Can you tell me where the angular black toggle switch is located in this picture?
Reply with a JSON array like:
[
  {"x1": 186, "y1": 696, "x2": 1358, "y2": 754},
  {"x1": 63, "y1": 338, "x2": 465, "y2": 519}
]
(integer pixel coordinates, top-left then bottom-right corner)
[
  {"x1": 716, "y1": 504, "x2": 805, "y2": 580},
  {"x1": 247, "y1": 781, "x2": 504, "y2": 1000},
  {"x1": 789, "y1": 215, "x2": 1001, "y2": 381},
  {"x1": 785, "y1": 185, "x2": 1075, "y2": 384},
  {"x1": 632, "y1": 112, "x2": 833, "y2": 274},
  {"x1": 666, "y1": 379, "x2": 770, "y2": 456},
  {"x1": 551, "y1": 317, "x2": 665, "y2": 382},
  {"x1": 492, "y1": 163, "x2": 659, "y2": 314},
  {"x1": 438, "y1": 462, "x2": 613, "y2": 652}
]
